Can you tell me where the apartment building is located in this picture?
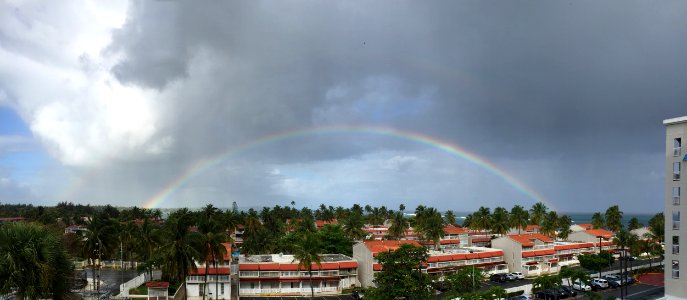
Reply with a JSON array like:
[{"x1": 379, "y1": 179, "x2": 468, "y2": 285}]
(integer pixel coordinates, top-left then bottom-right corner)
[
  {"x1": 353, "y1": 240, "x2": 507, "y2": 288},
  {"x1": 237, "y1": 253, "x2": 358, "y2": 297},
  {"x1": 665, "y1": 116, "x2": 687, "y2": 299},
  {"x1": 568, "y1": 229, "x2": 616, "y2": 253},
  {"x1": 492, "y1": 233, "x2": 558, "y2": 277},
  {"x1": 185, "y1": 242, "x2": 232, "y2": 299}
]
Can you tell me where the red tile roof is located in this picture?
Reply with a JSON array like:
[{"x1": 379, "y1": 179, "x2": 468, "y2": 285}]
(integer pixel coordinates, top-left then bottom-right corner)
[
  {"x1": 363, "y1": 240, "x2": 421, "y2": 256},
  {"x1": 189, "y1": 268, "x2": 231, "y2": 275},
  {"x1": 145, "y1": 281, "x2": 170, "y2": 289},
  {"x1": 315, "y1": 219, "x2": 338, "y2": 228},
  {"x1": 508, "y1": 233, "x2": 553, "y2": 247},
  {"x1": 585, "y1": 229, "x2": 614, "y2": 239},
  {"x1": 576, "y1": 224, "x2": 593, "y2": 230},
  {"x1": 553, "y1": 242, "x2": 595, "y2": 251},
  {"x1": 443, "y1": 225, "x2": 467, "y2": 234}
]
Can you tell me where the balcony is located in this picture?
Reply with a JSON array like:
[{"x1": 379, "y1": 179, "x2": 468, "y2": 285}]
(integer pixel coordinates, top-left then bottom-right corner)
[
  {"x1": 674, "y1": 221, "x2": 681, "y2": 230},
  {"x1": 675, "y1": 147, "x2": 682, "y2": 157},
  {"x1": 674, "y1": 245, "x2": 680, "y2": 254},
  {"x1": 675, "y1": 197, "x2": 681, "y2": 206}
]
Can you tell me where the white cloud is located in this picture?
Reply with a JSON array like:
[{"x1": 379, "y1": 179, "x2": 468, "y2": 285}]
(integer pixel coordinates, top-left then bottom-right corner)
[{"x1": 0, "y1": 1, "x2": 169, "y2": 166}]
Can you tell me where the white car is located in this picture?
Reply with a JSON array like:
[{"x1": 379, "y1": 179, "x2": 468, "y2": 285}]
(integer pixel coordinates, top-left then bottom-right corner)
[
  {"x1": 573, "y1": 280, "x2": 591, "y2": 291},
  {"x1": 511, "y1": 272, "x2": 525, "y2": 280},
  {"x1": 504, "y1": 273, "x2": 517, "y2": 281},
  {"x1": 591, "y1": 278, "x2": 609, "y2": 289}
]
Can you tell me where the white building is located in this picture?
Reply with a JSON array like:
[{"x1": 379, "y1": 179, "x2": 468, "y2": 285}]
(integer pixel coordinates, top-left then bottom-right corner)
[
  {"x1": 567, "y1": 229, "x2": 616, "y2": 253},
  {"x1": 237, "y1": 253, "x2": 358, "y2": 297},
  {"x1": 492, "y1": 233, "x2": 559, "y2": 277},
  {"x1": 353, "y1": 240, "x2": 507, "y2": 288},
  {"x1": 664, "y1": 116, "x2": 687, "y2": 300},
  {"x1": 185, "y1": 242, "x2": 232, "y2": 299},
  {"x1": 569, "y1": 223, "x2": 593, "y2": 232}
]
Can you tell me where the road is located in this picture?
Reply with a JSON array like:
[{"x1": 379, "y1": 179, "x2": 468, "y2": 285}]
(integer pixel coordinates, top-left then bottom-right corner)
[{"x1": 76, "y1": 268, "x2": 141, "y2": 296}]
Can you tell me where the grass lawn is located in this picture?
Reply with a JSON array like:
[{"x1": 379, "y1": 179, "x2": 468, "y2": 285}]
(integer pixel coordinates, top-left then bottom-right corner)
[{"x1": 129, "y1": 285, "x2": 148, "y2": 295}]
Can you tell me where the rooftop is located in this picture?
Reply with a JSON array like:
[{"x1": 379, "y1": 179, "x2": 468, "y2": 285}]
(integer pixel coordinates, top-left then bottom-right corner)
[
  {"x1": 664, "y1": 116, "x2": 687, "y2": 125},
  {"x1": 507, "y1": 233, "x2": 553, "y2": 246},
  {"x1": 239, "y1": 253, "x2": 354, "y2": 264},
  {"x1": 584, "y1": 229, "x2": 614, "y2": 239}
]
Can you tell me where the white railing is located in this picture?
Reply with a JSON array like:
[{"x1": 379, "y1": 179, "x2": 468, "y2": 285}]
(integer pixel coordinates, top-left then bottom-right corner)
[
  {"x1": 120, "y1": 272, "x2": 149, "y2": 297},
  {"x1": 239, "y1": 286, "x2": 339, "y2": 296}
]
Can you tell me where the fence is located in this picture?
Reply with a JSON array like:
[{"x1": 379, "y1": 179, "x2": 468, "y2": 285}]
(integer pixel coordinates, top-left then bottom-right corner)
[{"x1": 119, "y1": 273, "x2": 150, "y2": 298}]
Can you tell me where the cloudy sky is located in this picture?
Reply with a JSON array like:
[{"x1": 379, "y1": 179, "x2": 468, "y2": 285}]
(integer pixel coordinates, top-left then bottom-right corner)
[{"x1": 1, "y1": 1, "x2": 685, "y2": 213}]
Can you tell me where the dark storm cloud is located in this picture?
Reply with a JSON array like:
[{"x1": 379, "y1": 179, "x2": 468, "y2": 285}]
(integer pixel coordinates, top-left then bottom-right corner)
[{"x1": 4, "y1": 0, "x2": 684, "y2": 211}]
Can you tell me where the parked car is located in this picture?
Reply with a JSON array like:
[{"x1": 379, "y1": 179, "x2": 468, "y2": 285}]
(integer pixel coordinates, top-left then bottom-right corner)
[
  {"x1": 560, "y1": 286, "x2": 578, "y2": 297},
  {"x1": 505, "y1": 273, "x2": 518, "y2": 281},
  {"x1": 591, "y1": 278, "x2": 609, "y2": 289},
  {"x1": 490, "y1": 273, "x2": 508, "y2": 283},
  {"x1": 602, "y1": 275, "x2": 622, "y2": 288},
  {"x1": 511, "y1": 272, "x2": 525, "y2": 280},
  {"x1": 572, "y1": 279, "x2": 591, "y2": 291},
  {"x1": 535, "y1": 289, "x2": 566, "y2": 299},
  {"x1": 352, "y1": 289, "x2": 365, "y2": 300}
]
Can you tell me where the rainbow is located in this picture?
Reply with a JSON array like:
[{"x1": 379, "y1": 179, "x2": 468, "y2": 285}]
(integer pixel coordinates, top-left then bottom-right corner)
[{"x1": 141, "y1": 124, "x2": 548, "y2": 209}]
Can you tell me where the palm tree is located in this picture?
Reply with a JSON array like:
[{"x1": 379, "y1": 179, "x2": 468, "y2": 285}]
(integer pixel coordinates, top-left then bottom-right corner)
[
  {"x1": 529, "y1": 202, "x2": 548, "y2": 226},
  {"x1": 159, "y1": 208, "x2": 201, "y2": 300},
  {"x1": 341, "y1": 213, "x2": 366, "y2": 240},
  {"x1": 605, "y1": 205, "x2": 624, "y2": 232},
  {"x1": 490, "y1": 207, "x2": 510, "y2": 236},
  {"x1": 627, "y1": 217, "x2": 643, "y2": 231},
  {"x1": 540, "y1": 211, "x2": 559, "y2": 238},
  {"x1": 462, "y1": 213, "x2": 474, "y2": 228},
  {"x1": 137, "y1": 217, "x2": 161, "y2": 274},
  {"x1": 294, "y1": 233, "x2": 322, "y2": 298},
  {"x1": 613, "y1": 229, "x2": 638, "y2": 299},
  {"x1": 557, "y1": 215, "x2": 573, "y2": 241},
  {"x1": 0, "y1": 222, "x2": 73, "y2": 299},
  {"x1": 82, "y1": 214, "x2": 117, "y2": 291},
  {"x1": 473, "y1": 207, "x2": 491, "y2": 238},
  {"x1": 444, "y1": 210, "x2": 457, "y2": 225},
  {"x1": 198, "y1": 204, "x2": 229, "y2": 300},
  {"x1": 591, "y1": 212, "x2": 605, "y2": 229},
  {"x1": 509, "y1": 205, "x2": 529, "y2": 234},
  {"x1": 388, "y1": 211, "x2": 408, "y2": 240},
  {"x1": 421, "y1": 209, "x2": 445, "y2": 249}
]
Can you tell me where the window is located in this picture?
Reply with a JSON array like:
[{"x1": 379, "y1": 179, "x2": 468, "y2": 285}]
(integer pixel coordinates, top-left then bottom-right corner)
[
  {"x1": 674, "y1": 211, "x2": 681, "y2": 230},
  {"x1": 675, "y1": 187, "x2": 682, "y2": 205},
  {"x1": 675, "y1": 138, "x2": 682, "y2": 156},
  {"x1": 220, "y1": 283, "x2": 225, "y2": 294},
  {"x1": 674, "y1": 260, "x2": 680, "y2": 279},
  {"x1": 675, "y1": 162, "x2": 681, "y2": 180},
  {"x1": 674, "y1": 236, "x2": 680, "y2": 254}
]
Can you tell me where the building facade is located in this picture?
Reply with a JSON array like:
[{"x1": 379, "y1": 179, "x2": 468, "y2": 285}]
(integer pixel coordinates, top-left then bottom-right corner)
[
  {"x1": 353, "y1": 240, "x2": 508, "y2": 288},
  {"x1": 665, "y1": 116, "x2": 687, "y2": 300},
  {"x1": 237, "y1": 253, "x2": 358, "y2": 297},
  {"x1": 567, "y1": 229, "x2": 615, "y2": 253},
  {"x1": 185, "y1": 242, "x2": 232, "y2": 299}
]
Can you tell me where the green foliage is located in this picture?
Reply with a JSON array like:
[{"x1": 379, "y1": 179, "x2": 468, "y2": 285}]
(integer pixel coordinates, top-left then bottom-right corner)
[
  {"x1": 0, "y1": 222, "x2": 74, "y2": 299},
  {"x1": 532, "y1": 274, "x2": 562, "y2": 293},
  {"x1": 541, "y1": 211, "x2": 559, "y2": 238},
  {"x1": 294, "y1": 233, "x2": 322, "y2": 298},
  {"x1": 529, "y1": 202, "x2": 548, "y2": 226},
  {"x1": 591, "y1": 212, "x2": 605, "y2": 229},
  {"x1": 445, "y1": 266, "x2": 483, "y2": 294},
  {"x1": 366, "y1": 244, "x2": 432, "y2": 300},
  {"x1": 490, "y1": 207, "x2": 510, "y2": 236},
  {"x1": 557, "y1": 215, "x2": 573, "y2": 240},
  {"x1": 509, "y1": 205, "x2": 529, "y2": 234},
  {"x1": 579, "y1": 252, "x2": 614, "y2": 277},
  {"x1": 444, "y1": 210, "x2": 456, "y2": 225},
  {"x1": 627, "y1": 217, "x2": 643, "y2": 231},
  {"x1": 316, "y1": 224, "x2": 353, "y2": 256},
  {"x1": 648, "y1": 212, "x2": 664, "y2": 243},
  {"x1": 605, "y1": 205, "x2": 624, "y2": 232},
  {"x1": 388, "y1": 211, "x2": 408, "y2": 240}
]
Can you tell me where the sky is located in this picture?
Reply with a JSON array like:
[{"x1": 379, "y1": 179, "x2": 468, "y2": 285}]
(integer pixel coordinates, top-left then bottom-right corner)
[{"x1": 1, "y1": 1, "x2": 686, "y2": 213}]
